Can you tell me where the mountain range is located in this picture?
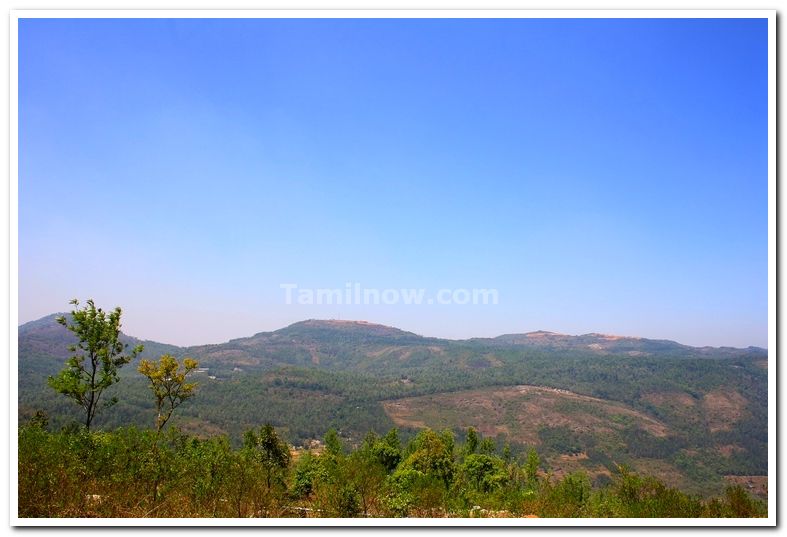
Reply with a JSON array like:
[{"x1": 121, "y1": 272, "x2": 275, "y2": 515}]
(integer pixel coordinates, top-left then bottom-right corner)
[{"x1": 18, "y1": 314, "x2": 768, "y2": 497}]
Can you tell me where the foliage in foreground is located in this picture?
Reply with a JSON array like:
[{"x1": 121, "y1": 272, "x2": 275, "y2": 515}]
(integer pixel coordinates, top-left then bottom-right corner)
[
  {"x1": 47, "y1": 299, "x2": 142, "y2": 430},
  {"x1": 18, "y1": 423, "x2": 765, "y2": 519}
]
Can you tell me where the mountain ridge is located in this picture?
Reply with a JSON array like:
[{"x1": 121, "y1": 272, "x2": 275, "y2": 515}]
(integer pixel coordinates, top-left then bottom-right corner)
[
  {"x1": 18, "y1": 314, "x2": 768, "y2": 354},
  {"x1": 18, "y1": 312, "x2": 768, "y2": 497}
]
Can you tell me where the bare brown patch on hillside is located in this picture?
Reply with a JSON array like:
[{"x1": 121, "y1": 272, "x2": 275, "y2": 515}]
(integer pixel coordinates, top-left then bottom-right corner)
[
  {"x1": 633, "y1": 458, "x2": 690, "y2": 490},
  {"x1": 383, "y1": 400, "x2": 432, "y2": 430},
  {"x1": 307, "y1": 346, "x2": 320, "y2": 365},
  {"x1": 526, "y1": 331, "x2": 561, "y2": 338},
  {"x1": 366, "y1": 346, "x2": 423, "y2": 362},
  {"x1": 641, "y1": 391, "x2": 701, "y2": 426},
  {"x1": 366, "y1": 346, "x2": 398, "y2": 357},
  {"x1": 559, "y1": 452, "x2": 589, "y2": 462},
  {"x1": 290, "y1": 440, "x2": 325, "y2": 462},
  {"x1": 724, "y1": 475, "x2": 768, "y2": 498},
  {"x1": 717, "y1": 444, "x2": 746, "y2": 457},
  {"x1": 177, "y1": 418, "x2": 226, "y2": 439},
  {"x1": 586, "y1": 333, "x2": 641, "y2": 341},
  {"x1": 485, "y1": 354, "x2": 504, "y2": 367},
  {"x1": 204, "y1": 349, "x2": 257, "y2": 366},
  {"x1": 308, "y1": 319, "x2": 376, "y2": 327},
  {"x1": 398, "y1": 349, "x2": 415, "y2": 361},
  {"x1": 549, "y1": 457, "x2": 688, "y2": 492},
  {"x1": 642, "y1": 391, "x2": 696, "y2": 408},
  {"x1": 382, "y1": 385, "x2": 669, "y2": 446},
  {"x1": 754, "y1": 360, "x2": 768, "y2": 369},
  {"x1": 548, "y1": 463, "x2": 610, "y2": 483},
  {"x1": 703, "y1": 390, "x2": 748, "y2": 432}
]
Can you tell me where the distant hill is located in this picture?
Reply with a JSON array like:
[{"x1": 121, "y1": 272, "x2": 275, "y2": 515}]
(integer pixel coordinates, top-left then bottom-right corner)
[
  {"x1": 17, "y1": 314, "x2": 768, "y2": 497},
  {"x1": 184, "y1": 319, "x2": 766, "y2": 371},
  {"x1": 19, "y1": 314, "x2": 766, "y2": 366},
  {"x1": 482, "y1": 330, "x2": 766, "y2": 358},
  {"x1": 19, "y1": 313, "x2": 183, "y2": 360}
]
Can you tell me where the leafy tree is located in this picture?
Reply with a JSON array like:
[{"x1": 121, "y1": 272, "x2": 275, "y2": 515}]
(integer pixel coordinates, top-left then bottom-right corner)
[
  {"x1": 291, "y1": 452, "x2": 323, "y2": 498},
  {"x1": 180, "y1": 436, "x2": 234, "y2": 516},
  {"x1": 227, "y1": 447, "x2": 257, "y2": 517},
  {"x1": 28, "y1": 410, "x2": 48, "y2": 429},
  {"x1": 137, "y1": 354, "x2": 198, "y2": 504},
  {"x1": 243, "y1": 424, "x2": 291, "y2": 493},
  {"x1": 502, "y1": 442, "x2": 512, "y2": 463},
  {"x1": 48, "y1": 299, "x2": 142, "y2": 430},
  {"x1": 334, "y1": 484, "x2": 362, "y2": 517},
  {"x1": 465, "y1": 427, "x2": 480, "y2": 455},
  {"x1": 138, "y1": 354, "x2": 199, "y2": 434},
  {"x1": 371, "y1": 428, "x2": 402, "y2": 473},
  {"x1": 324, "y1": 428, "x2": 342, "y2": 457},
  {"x1": 401, "y1": 429, "x2": 455, "y2": 490},
  {"x1": 348, "y1": 435, "x2": 388, "y2": 515},
  {"x1": 542, "y1": 471, "x2": 592, "y2": 517},
  {"x1": 479, "y1": 437, "x2": 496, "y2": 456},
  {"x1": 723, "y1": 485, "x2": 761, "y2": 517},
  {"x1": 461, "y1": 453, "x2": 508, "y2": 493},
  {"x1": 384, "y1": 467, "x2": 421, "y2": 516},
  {"x1": 524, "y1": 447, "x2": 540, "y2": 486}
]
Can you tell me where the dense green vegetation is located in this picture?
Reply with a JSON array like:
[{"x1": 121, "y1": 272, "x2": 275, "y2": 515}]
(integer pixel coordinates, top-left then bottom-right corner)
[
  {"x1": 18, "y1": 420, "x2": 765, "y2": 518},
  {"x1": 19, "y1": 313, "x2": 769, "y2": 501}
]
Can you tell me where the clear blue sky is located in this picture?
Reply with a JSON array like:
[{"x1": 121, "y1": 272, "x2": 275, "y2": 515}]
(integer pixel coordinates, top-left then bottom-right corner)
[{"x1": 19, "y1": 18, "x2": 768, "y2": 348}]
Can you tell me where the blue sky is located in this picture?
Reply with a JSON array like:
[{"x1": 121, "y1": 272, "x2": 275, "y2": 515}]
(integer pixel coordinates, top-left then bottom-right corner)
[{"x1": 19, "y1": 18, "x2": 768, "y2": 347}]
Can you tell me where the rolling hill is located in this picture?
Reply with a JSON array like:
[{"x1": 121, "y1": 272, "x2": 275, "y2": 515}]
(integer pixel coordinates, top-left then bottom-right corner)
[{"x1": 17, "y1": 315, "x2": 768, "y2": 497}]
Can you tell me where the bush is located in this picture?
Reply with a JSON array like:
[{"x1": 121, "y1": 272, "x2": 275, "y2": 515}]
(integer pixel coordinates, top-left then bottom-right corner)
[{"x1": 17, "y1": 425, "x2": 768, "y2": 519}]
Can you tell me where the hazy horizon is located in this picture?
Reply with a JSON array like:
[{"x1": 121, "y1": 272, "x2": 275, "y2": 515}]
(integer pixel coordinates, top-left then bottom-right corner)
[
  {"x1": 18, "y1": 310, "x2": 768, "y2": 351},
  {"x1": 19, "y1": 18, "x2": 768, "y2": 348}
]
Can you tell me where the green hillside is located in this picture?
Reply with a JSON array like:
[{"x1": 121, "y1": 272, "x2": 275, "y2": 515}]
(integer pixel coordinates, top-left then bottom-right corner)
[{"x1": 18, "y1": 315, "x2": 768, "y2": 497}]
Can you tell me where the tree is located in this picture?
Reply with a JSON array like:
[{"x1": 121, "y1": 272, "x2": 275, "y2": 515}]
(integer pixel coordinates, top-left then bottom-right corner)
[
  {"x1": 324, "y1": 428, "x2": 342, "y2": 457},
  {"x1": 348, "y1": 434, "x2": 388, "y2": 515},
  {"x1": 524, "y1": 448, "x2": 540, "y2": 486},
  {"x1": 138, "y1": 354, "x2": 199, "y2": 504},
  {"x1": 371, "y1": 428, "x2": 402, "y2": 473},
  {"x1": 401, "y1": 429, "x2": 456, "y2": 490},
  {"x1": 461, "y1": 453, "x2": 508, "y2": 493},
  {"x1": 48, "y1": 299, "x2": 142, "y2": 430},
  {"x1": 291, "y1": 452, "x2": 323, "y2": 499},
  {"x1": 28, "y1": 410, "x2": 48, "y2": 429},
  {"x1": 243, "y1": 424, "x2": 291, "y2": 493},
  {"x1": 137, "y1": 354, "x2": 199, "y2": 434},
  {"x1": 478, "y1": 437, "x2": 496, "y2": 456},
  {"x1": 464, "y1": 427, "x2": 479, "y2": 455}
]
